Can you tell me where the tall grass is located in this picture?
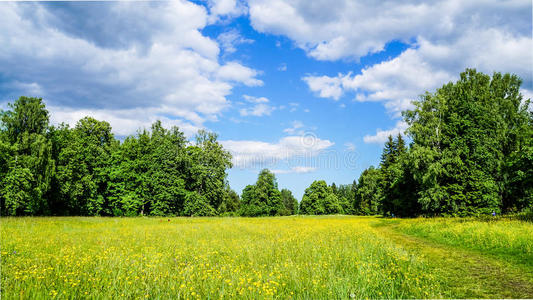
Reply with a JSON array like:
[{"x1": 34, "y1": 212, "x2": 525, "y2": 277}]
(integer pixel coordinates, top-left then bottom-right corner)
[
  {"x1": 1, "y1": 216, "x2": 441, "y2": 299},
  {"x1": 393, "y1": 217, "x2": 533, "y2": 268}
]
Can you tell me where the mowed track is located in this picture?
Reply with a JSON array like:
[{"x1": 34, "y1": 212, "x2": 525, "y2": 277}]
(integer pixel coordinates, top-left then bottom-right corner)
[
  {"x1": 372, "y1": 222, "x2": 533, "y2": 298},
  {"x1": 1, "y1": 216, "x2": 532, "y2": 299}
]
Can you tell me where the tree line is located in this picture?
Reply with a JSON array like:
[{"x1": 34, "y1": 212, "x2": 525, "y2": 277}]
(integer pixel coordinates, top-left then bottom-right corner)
[
  {"x1": 237, "y1": 69, "x2": 532, "y2": 217},
  {"x1": 1, "y1": 69, "x2": 531, "y2": 217},
  {"x1": 0, "y1": 97, "x2": 236, "y2": 216},
  {"x1": 353, "y1": 69, "x2": 532, "y2": 216}
]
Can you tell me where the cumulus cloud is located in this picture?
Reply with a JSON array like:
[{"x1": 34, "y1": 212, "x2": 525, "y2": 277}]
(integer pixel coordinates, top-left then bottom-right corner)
[
  {"x1": 304, "y1": 30, "x2": 532, "y2": 114},
  {"x1": 221, "y1": 135, "x2": 334, "y2": 168},
  {"x1": 302, "y1": 74, "x2": 350, "y2": 100},
  {"x1": 0, "y1": 1, "x2": 261, "y2": 136},
  {"x1": 49, "y1": 106, "x2": 203, "y2": 138},
  {"x1": 207, "y1": 0, "x2": 247, "y2": 23},
  {"x1": 252, "y1": 0, "x2": 531, "y2": 117},
  {"x1": 217, "y1": 62, "x2": 263, "y2": 86},
  {"x1": 522, "y1": 89, "x2": 533, "y2": 102},
  {"x1": 247, "y1": 0, "x2": 531, "y2": 61},
  {"x1": 363, "y1": 121, "x2": 408, "y2": 144}
]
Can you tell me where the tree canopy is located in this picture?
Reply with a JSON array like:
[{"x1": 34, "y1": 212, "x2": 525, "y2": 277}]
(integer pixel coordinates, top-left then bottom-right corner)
[
  {"x1": 355, "y1": 69, "x2": 532, "y2": 217},
  {"x1": 239, "y1": 169, "x2": 283, "y2": 216},
  {"x1": 0, "y1": 97, "x2": 235, "y2": 216}
]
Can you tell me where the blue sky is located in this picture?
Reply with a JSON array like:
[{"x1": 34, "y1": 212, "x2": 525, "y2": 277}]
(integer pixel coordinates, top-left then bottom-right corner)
[{"x1": 1, "y1": 0, "x2": 531, "y2": 199}]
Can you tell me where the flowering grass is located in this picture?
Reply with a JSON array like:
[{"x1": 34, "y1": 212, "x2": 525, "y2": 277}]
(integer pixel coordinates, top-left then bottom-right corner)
[
  {"x1": 390, "y1": 217, "x2": 533, "y2": 269},
  {"x1": 1, "y1": 216, "x2": 532, "y2": 299}
]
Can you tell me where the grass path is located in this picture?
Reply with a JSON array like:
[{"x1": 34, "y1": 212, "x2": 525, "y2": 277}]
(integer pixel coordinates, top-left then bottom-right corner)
[{"x1": 373, "y1": 221, "x2": 533, "y2": 298}]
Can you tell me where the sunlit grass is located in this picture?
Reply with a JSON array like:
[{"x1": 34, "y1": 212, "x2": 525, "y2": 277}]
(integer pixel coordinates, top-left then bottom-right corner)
[
  {"x1": 2, "y1": 216, "x2": 442, "y2": 299},
  {"x1": 3, "y1": 216, "x2": 533, "y2": 298},
  {"x1": 391, "y1": 217, "x2": 533, "y2": 268}
]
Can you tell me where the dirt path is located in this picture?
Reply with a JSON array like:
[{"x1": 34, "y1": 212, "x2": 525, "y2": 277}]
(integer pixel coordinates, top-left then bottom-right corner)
[{"x1": 373, "y1": 223, "x2": 533, "y2": 299}]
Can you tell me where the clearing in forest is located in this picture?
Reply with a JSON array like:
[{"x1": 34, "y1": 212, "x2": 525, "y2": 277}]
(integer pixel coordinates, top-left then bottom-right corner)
[{"x1": 1, "y1": 216, "x2": 532, "y2": 299}]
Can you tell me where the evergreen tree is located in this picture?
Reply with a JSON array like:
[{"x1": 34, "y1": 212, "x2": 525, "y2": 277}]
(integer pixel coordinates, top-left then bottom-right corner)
[{"x1": 380, "y1": 135, "x2": 401, "y2": 215}]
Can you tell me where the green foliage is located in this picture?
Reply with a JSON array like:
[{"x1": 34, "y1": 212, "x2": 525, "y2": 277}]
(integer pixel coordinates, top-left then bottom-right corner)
[
  {"x1": 0, "y1": 97, "x2": 54, "y2": 215},
  {"x1": 55, "y1": 117, "x2": 115, "y2": 215},
  {"x1": 354, "y1": 167, "x2": 382, "y2": 215},
  {"x1": 189, "y1": 130, "x2": 233, "y2": 211},
  {"x1": 1, "y1": 96, "x2": 49, "y2": 143},
  {"x1": 323, "y1": 193, "x2": 343, "y2": 214},
  {"x1": 280, "y1": 188, "x2": 298, "y2": 215},
  {"x1": 355, "y1": 69, "x2": 532, "y2": 217},
  {"x1": 183, "y1": 191, "x2": 216, "y2": 217},
  {"x1": 239, "y1": 169, "x2": 284, "y2": 216},
  {"x1": 239, "y1": 185, "x2": 258, "y2": 216},
  {"x1": 331, "y1": 183, "x2": 356, "y2": 214},
  {"x1": 0, "y1": 97, "x2": 233, "y2": 216},
  {"x1": 404, "y1": 69, "x2": 532, "y2": 216},
  {"x1": 1, "y1": 167, "x2": 35, "y2": 215},
  {"x1": 378, "y1": 134, "x2": 419, "y2": 217},
  {"x1": 300, "y1": 180, "x2": 343, "y2": 215},
  {"x1": 219, "y1": 184, "x2": 240, "y2": 215}
]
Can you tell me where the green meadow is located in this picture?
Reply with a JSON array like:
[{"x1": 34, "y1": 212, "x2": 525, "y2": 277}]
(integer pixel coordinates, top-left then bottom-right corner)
[{"x1": 2, "y1": 216, "x2": 532, "y2": 299}]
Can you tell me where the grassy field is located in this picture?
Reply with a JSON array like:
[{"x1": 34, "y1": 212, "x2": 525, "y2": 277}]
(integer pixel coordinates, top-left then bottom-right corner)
[{"x1": 1, "y1": 216, "x2": 532, "y2": 299}]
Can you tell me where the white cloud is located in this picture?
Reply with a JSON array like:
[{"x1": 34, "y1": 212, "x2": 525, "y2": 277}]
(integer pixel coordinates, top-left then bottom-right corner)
[
  {"x1": 239, "y1": 95, "x2": 274, "y2": 116},
  {"x1": 0, "y1": 1, "x2": 262, "y2": 136},
  {"x1": 221, "y1": 135, "x2": 334, "y2": 168},
  {"x1": 302, "y1": 74, "x2": 351, "y2": 100},
  {"x1": 10, "y1": 81, "x2": 44, "y2": 96},
  {"x1": 243, "y1": 95, "x2": 269, "y2": 103},
  {"x1": 278, "y1": 63, "x2": 287, "y2": 71},
  {"x1": 208, "y1": 0, "x2": 246, "y2": 23},
  {"x1": 247, "y1": 0, "x2": 531, "y2": 62},
  {"x1": 521, "y1": 88, "x2": 533, "y2": 111},
  {"x1": 239, "y1": 103, "x2": 275, "y2": 116},
  {"x1": 217, "y1": 62, "x2": 263, "y2": 86},
  {"x1": 48, "y1": 105, "x2": 202, "y2": 137},
  {"x1": 250, "y1": 0, "x2": 531, "y2": 117},
  {"x1": 363, "y1": 121, "x2": 408, "y2": 144},
  {"x1": 304, "y1": 30, "x2": 532, "y2": 114},
  {"x1": 217, "y1": 29, "x2": 254, "y2": 55},
  {"x1": 522, "y1": 89, "x2": 533, "y2": 102},
  {"x1": 272, "y1": 166, "x2": 316, "y2": 174},
  {"x1": 283, "y1": 120, "x2": 304, "y2": 135}
]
